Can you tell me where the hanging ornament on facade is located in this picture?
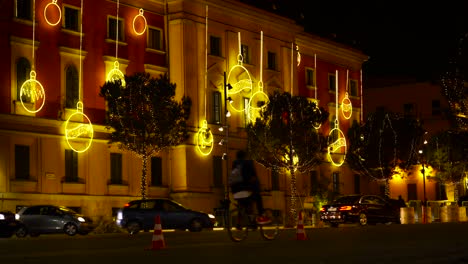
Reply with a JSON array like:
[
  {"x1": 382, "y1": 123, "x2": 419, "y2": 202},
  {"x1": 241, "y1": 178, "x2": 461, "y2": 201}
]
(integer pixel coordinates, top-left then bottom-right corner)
[
  {"x1": 312, "y1": 54, "x2": 321, "y2": 129},
  {"x1": 341, "y1": 69, "x2": 352, "y2": 119},
  {"x1": 65, "y1": 102, "x2": 94, "y2": 153},
  {"x1": 132, "y1": 8, "x2": 147, "y2": 35},
  {"x1": 249, "y1": 31, "x2": 269, "y2": 122},
  {"x1": 196, "y1": 120, "x2": 213, "y2": 155},
  {"x1": 328, "y1": 70, "x2": 347, "y2": 166},
  {"x1": 44, "y1": 0, "x2": 61, "y2": 26},
  {"x1": 107, "y1": 61, "x2": 126, "y2": 86},
  {"x1": 20, "y1": 70, "x2": 45, "y2": 113},
  {"x1": 227, "y1": 32, "x2": 253, "y2": 113}
]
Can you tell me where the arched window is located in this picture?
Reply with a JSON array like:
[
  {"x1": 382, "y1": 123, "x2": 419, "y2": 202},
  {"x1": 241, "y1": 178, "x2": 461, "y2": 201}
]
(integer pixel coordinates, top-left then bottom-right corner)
[
  {"x1": 16, "y1": 57, "x2": 31, "y2": 102},
  {"x1": 65, "y1": 65, "x2": 79, "y2": 108}
]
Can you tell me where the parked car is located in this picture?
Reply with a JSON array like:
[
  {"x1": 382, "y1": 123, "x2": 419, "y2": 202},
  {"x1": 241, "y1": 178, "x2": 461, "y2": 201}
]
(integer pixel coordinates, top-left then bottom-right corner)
[
  {"x1": 116, "y1": 198, "x2": 216, "y2": 234},
  {"x1": 320, "y1": 194, "x2": 401, "y2": 227},
  {"x1": 16, "y1": 205, "x2": 96, "y2": 237},
  {"x1": 0, "y1": 210, "x2": 24, "y2": 238}
]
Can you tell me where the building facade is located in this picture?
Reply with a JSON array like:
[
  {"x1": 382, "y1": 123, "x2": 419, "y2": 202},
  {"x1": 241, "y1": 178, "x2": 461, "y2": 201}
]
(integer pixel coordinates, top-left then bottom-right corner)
[{"x1": 0, "y1": 0, "x2": 372, "y2": 222}]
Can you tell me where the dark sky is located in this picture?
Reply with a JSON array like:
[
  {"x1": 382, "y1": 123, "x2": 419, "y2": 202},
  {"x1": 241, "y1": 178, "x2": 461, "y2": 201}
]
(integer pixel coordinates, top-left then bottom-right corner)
[{"x1": 240, "y1": 1, "x2": 468, "y2": 83}]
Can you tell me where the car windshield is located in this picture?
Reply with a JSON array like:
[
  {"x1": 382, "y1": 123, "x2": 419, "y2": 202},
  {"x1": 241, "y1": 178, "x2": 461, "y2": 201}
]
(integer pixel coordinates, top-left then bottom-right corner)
[
  {"x1": 333, "y1": 196, "x2": 361, "y2": 204},
  {"x1": 58, "y1": 206, "x2": 79, "y2": 215}
]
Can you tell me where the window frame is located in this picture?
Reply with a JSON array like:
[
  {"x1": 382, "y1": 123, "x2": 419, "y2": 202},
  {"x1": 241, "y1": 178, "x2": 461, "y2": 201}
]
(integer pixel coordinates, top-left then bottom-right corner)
[
  {"x1": 65, "y1": 64, "x2": 79, "y2": 109},
  {"x1": 110, "y1": 153, "x2": 123, "y2": 185},
  {"x1": 213, "y1": 156, "x2": 223, "y2": 187},
  {"x1": 349, "y1": 79, "x2": 359, "y2": 97},
  {"x1": 150, "y1": 157, "x2": 163, "y2": 187},
  {"x1": 107, "y1": 16, "x2": 125, "y2": 42},
  {"x1": 147, "y1": 26, "x2": 163, "y2": 51},
  {"x1": 209, "y1": 35, "x2": 221, "y2": 57},
  {"x1": 16, "y1": 57, "x2": 32, "y2": 102},
  {"x1": 65, "y1": 149, "x2": 78, "y2": 182},
  {"x1": 267, "y1": 51, "x2": 276, "y2": 70},
  {"x1": 241, "y1": 44, "x2": 250, "y2": 64},
  {"x1": 15, "y1": 0, "x2": 32, "y2": 21},
  {"x1": 15, "y1": 144, "x2": 30, "y2": 180},
  {"x1": 305, "y1": 67, "x2": 316, "y2": 88},
  {"x1": 63, "y1": 5, "x2": 80, "y2": 32},
  {"x1": 328, "y1": 73, "x2": 336, "y2": 92},
  {"x1": 212, "y1": 91, "x2": 221, "y2": 124}
]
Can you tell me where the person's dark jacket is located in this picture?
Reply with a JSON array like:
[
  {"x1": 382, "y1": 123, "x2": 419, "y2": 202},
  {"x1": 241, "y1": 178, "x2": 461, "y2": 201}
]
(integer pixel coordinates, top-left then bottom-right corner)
[{"x1": 231, "y1": 159, "x2": 259, "y2": 193}]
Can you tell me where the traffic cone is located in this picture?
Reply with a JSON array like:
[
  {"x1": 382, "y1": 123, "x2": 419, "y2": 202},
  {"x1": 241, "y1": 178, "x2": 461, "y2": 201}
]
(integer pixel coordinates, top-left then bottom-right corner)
[
  {"x1": 296, "y1": 210, "x2": 307, "y2": 240},
  {"x1": 147, "y1": 215, "x2": 166, "y2": 250}
]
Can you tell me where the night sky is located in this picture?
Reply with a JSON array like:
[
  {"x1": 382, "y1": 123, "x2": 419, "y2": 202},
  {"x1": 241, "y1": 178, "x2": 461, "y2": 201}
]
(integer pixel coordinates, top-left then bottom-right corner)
[{"x1": 240, "y1": 1, "x2": 468, "y2": 84}]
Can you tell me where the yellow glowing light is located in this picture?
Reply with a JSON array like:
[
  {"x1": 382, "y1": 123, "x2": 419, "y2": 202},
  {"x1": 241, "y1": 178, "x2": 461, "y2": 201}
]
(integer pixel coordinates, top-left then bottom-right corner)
[
  {"x1": 20, "y1": 70, "x2": 45, "y2": 113},
  {"x1": 296, "y1": 45, "x2": 301, "y2": 66},
  {"x1": 132, "y1": 8, "x2": 147, "y2": 35},
  {"x1": 65, "y1": 102, "x2": 94, "y2": 153},
  {"x1": 341, "y1": 92, "x2": 352, "y2": 119},
  {"x1": 249, "y1": 82, "x2": 269, "y2": 121},
  {"x1": 196, "y1": 120, "x2": 213, "y2": 156},
  {"x1": 44, "y1": 0, "x2": 61, "y2": 26},
  {"x1": 107, "y1": 61, "x2": 126, "y2": 86},
  {"x1": 327, "y1": 127, "x2": 347, "y2": 167},
  {"x1": 312, "y1": 104, "x2": 322, "y2": 130},
  {"x1": 227, "y1": 59, "x2": 252, "y2": 113}
]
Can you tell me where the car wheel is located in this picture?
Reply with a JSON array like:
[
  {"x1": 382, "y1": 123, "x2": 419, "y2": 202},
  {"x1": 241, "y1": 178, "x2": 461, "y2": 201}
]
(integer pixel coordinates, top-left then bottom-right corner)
[
  {"x1": 127, "y1": 221, "x2": 141, "y2": 235},
  {"x1": 15, "y1": 226, "x2": 28, "y2": 238},
  {"x1": 359, "y1": 213, "x2": 368, "y2": 226},
  {"x1": 64, "y1": 223, "x2": 78, "y2": 236},
  {"x1": 188, "y1": 218, "x2": 203, "y2": 232}
]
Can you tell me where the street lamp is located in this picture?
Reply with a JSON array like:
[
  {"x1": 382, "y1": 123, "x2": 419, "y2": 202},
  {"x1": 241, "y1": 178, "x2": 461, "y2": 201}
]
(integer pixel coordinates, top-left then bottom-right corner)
[
  {"x1": 220, "y1": 71, "x2": 232, "y2": 202},
  {"x1": 419, "y1": 133, "x2": 428, "y2": 223}
]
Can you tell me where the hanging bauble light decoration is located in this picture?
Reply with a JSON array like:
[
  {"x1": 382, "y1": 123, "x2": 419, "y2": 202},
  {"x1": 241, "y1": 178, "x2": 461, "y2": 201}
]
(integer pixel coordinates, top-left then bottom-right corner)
[
  {"x1": 196, "y1": 120, "x2": 214, "y2": 156},
  {"x1": 44, "y1": 0, "x2": 61, "y2": 26},
  {"x1": 249, "y1": 31, "x2": 269, "y2": 122},
  {"x1": 327, "y1": 123, "x2": 347, "y2": 167},
  {"x1": 20, "y1": 70, "x2": 45, "y2": 113},
  {"x1": 341, "y1": 92, "x2": 352, "y2": 119},
  {"x1": 107, "y1": 61, "x2": 126, "y2": 86},
  {"x1": 132, "y1": 8, "x2": 147, "y2": 35},
  {"x1": 65, "y1": 102, "x2": 94, "y2": 153}
]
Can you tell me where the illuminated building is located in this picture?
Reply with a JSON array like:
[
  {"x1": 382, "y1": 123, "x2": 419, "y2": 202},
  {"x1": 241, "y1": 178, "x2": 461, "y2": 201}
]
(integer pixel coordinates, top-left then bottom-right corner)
[{"x1": 0, "y1": 0, "x2": 373, "y2": 221}]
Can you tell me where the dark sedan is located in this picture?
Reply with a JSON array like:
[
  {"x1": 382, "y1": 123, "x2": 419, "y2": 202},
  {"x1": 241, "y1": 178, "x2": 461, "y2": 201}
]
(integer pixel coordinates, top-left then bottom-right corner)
[
  {"x1": 0, "y1": 211, "x2": 24, "y2": 238},
  {"x1": 116, "y1": 198, "x2": 216, "y2": 234},
  {"x1": 320, "y1": 194, "x2": 400, "y2": 227}
]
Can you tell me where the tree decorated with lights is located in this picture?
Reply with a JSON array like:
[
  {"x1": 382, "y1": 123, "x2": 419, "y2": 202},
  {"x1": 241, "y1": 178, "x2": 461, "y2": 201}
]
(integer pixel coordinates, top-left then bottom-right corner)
[
  {"x1": 246, "y1": 90, "x2": 329, "y2": 223},
  {"x1": 99, "y1": 72, "x2": 191, "y2": 199},
  {"x1": 347, "y1": 110, "x2": 425, "y2": 197}
]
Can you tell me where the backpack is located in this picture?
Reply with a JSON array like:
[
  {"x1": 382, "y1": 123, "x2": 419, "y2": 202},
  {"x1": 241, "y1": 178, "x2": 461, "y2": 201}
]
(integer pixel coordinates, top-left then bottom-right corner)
[{"x1": 229, "y1": 164, "x2": 243, "y2": 186}]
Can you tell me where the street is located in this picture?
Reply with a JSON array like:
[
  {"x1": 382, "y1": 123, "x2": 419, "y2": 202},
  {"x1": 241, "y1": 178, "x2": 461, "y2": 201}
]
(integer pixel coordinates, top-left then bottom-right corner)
[{"x1": 1, "y1": 223, "x2": 468, "y2": 264}]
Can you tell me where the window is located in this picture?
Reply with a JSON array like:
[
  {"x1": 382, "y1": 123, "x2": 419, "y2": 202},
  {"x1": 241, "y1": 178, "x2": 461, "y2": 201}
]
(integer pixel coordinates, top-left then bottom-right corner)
[
  {"x1": 64, "y1": 6, "x2": 79, "y2": 31},
  {"x1": 241, "y1": 44, "x2": 250, "y2": 64},
  {"x1": 110, "y1": 153, "x2": 122, "y2": 184},
  {"x1": 210, "y1": 36, "x2": 221, "y2": 57},
  {"x1": 148, "y1": 27, "x2": 162, "y2": 50},
  {"x1": 151, "y1": 157, "x2": 162, "y2": 186},
  {"x1": 16, "y1": 0, "x2": 32, "y2": 20},
  {"x1": 349, "y1": 79, "x2": 358, "y2": 97},
  {"x1": 16, "y1": 57, "x2": 31, "y2": 102},
  {"x1": 328, "y1": 73, "x2": 336, "y2": 92},
  {"x1": 213, "y1": 156, "x2": 223, "y2": 187},
  {"x1": 332, "y1": 172, "x2": 339, "y2": 193},
  {"x1": 212, "y1": 91, "x2": 221, "y2": 124},
  {"x1": 310, "y1": 171, "x2": 318, "y2": 195},
  {"x1": 435, "y1": 182, "x2": 447, "y2": 200},
  {"x1": 407, "y1": 183, "x2": 417, "y2": 201},
  {"x1": 65, "y1": 65, "x2": 79, "y2": 108},
  {"x1": 65, "y1": 149, "x2": 78, "y2": 182},
  {"x1": 267, "y1": 51, "x2": 276, "y2": 70},
  {"x1": 354, "y1": 174, "x2": 360, "y2": 194},
  {"x1": 108, "y1": 17, "x2": 124, "y2": 42},
  {"x1": 271, "y1": 170, "x2": 279, "y2": 191},
  {"x1": 306, "y1": 68, "x2": 315, "y2": 87},
  {"x1": 432, "y1": 100, "x2": 441, "y2": 115},
  {"x1": 15, "y1": 145, "x2": 29, "y2": 180},
  {"x1": 403, "y1": 103, "x2": 414, "y2": 117}
]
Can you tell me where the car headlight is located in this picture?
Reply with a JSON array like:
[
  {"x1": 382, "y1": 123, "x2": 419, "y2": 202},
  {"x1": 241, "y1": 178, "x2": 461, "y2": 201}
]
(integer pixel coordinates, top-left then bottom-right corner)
[
  {"x1": 15, "y1": 214, "x2": 20, "y2": 220},
  {"x1": 208, "y1": 214, "x2": 215, "y2": 219},
  {"x1": 77, "y1": 217, "x2": 86, "y2": 222},
  {"x1": 117, "y1": 211, "x2": 123, "y2": 220},
  {"x1": 0, "y1": 214, "x2": 4, "y2": 220}
]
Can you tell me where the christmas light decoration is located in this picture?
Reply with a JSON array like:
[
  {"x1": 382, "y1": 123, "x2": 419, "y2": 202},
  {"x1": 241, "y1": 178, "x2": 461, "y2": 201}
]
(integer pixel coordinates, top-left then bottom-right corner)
[
  {"x1": 312, "y1": 53, "x2": 321, "y2": 129},
  {"x1": 360, "y1": 70, "x2": 363, "y2": 123},
  {"x1": 65, "y1": 0, "x2": 94, "y2": 153},
  {"x1": 195, "y1": 6, "x2": 213, "y2": 156},
  {"x1": 249, "y1": 31, "x2": 269, "y2": 122},
  {"x1": 44, "y1": 0, "x2": 61, "y2": 26},
  {"x1": 296, "y1": 45, "x2": 301, "y2": 66},
  {"x1": 341, "y1": 69, "x2": 352, "y2": 119},
  {"x1": 227, "y1": 32, "x2": 252, "y2": 113},
  {"x1": 132, "y1": 8, "x2": 147, "y2": 35},
  {"x1": 20, "y1": 0, "x2": 45, "y2": 114},
  {"x1": 328, "y1": 70, "x2": 347, "y2": 166},
  {"x1": 106, "y1": 0, "x2": 125, "y2": 86}
]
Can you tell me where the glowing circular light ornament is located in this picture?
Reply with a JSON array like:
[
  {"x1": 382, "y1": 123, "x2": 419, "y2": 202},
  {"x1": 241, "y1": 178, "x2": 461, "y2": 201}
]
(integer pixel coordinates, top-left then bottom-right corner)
[
  {"x1": 132, "y1": 8, "x2": 147, "y2": 35},
  {"x1": 20, "y1": 70, "x2": 45, "y2": 113},
  {"x1": 312, "y1": 105, "x2": 322, "y2": 129},
  {"x1": 107, "y1": 61, "x2": 126, "y2": 86},
  {"x1": 227, "y1": 54, "x2": 253, "y2": 113},
  {"x1": 327, "y1": 124, "x2": 347, "y2": 167},
  {"x1": 65, "y1": 102, "x2": 94, "y2": 153},
  {"x1": 341, "y1": 92, "x2": 352, "y2": 119},
  {"x1": 248, "y1": 81, "x2": 269, "y2": 121},
  {"x1": 196, "y1": 120, "x2": 213, "y2": 156},
  {"x1": 44, "y1": 0, "x2": 61, "y2": 26}
]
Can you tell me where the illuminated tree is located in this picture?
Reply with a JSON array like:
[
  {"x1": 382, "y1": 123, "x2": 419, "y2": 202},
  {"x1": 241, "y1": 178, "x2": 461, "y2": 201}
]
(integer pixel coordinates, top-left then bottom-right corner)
[
  {"x1": 99, "y1": 72, "x2": 191, "y2": 199},
  {"x1": 246, "y1": 90, "x2": 329, "y2": 223},
  {"x1": 347, "y1": 110, "x2": 424, "y2": 197}
]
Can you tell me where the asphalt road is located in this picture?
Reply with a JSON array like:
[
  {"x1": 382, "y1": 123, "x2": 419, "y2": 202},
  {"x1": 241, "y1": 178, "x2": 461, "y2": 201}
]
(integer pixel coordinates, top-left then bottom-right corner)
[{"x1": 1, "y1": 223, "x2": 468, "y2": 264}]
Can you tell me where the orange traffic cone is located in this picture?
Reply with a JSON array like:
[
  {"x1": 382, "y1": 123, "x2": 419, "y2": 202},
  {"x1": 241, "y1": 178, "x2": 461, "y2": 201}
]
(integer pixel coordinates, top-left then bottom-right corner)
[
  {"x1": 147, "y1": 215, "x2": 166, "y2": 250},
  {"x1": 296, "y1": 211, "x2": 307, "y2": 240}
]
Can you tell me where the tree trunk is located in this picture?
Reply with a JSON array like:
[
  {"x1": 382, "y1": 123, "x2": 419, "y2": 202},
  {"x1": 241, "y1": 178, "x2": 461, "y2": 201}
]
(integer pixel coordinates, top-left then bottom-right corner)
[
  {"x1": 289, "y1": 167, "x2": 298, "y2": 226},
  {"x1": 141, "y1": 155, "x2": 148, "y2": 200}
]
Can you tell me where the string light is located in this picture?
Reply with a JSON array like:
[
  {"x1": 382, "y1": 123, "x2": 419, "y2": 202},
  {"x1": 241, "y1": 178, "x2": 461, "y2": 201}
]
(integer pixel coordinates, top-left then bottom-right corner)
[
  {"x1": 132, "y1": 8, "x2": 147, "y2": 35},
  {"x1": 44, "y1": 0, "x2": 61, "y2": 26},
  {"x1": 20, "y1": 0, "x2": 45, "y2": 113},
  {"x1": 312, "y1": 53, "x2": 322, "y2": 129},
  {"x1": 227, "y1": 32, "x2": 252, "y2": 113},
  {"x1": 65, "y1": 0, "x2": 94, "y2": 153}
]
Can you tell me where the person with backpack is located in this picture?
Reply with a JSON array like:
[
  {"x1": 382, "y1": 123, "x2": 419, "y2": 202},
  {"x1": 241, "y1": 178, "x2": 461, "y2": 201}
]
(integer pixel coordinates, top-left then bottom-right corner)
[{"x1": 230, "y1": 150, "x2": 271, "y2": 225}]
